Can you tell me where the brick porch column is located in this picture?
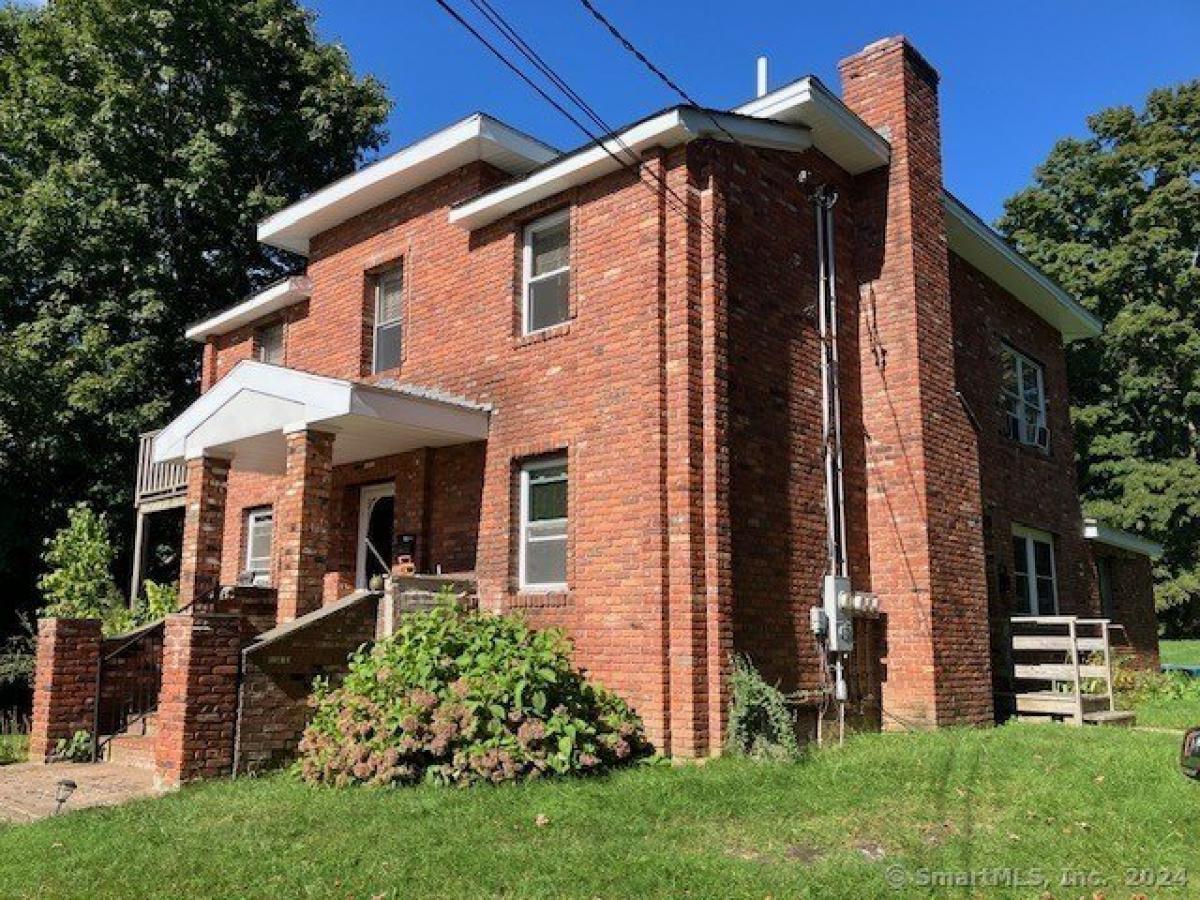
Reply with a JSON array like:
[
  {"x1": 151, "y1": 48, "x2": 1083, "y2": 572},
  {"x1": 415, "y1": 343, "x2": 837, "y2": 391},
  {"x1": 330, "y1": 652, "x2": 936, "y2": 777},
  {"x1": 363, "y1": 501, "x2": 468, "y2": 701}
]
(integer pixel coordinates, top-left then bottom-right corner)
[
  {"x1": 29, "y1": 619, "x2": 102, "y2": 762},
  {"x1": 840, "y1": 37, "x2": 993, "y2": 727},
  {"x1": 154, "y1": 611, "x2": 241, "y2": 786},
  {"x1": 275, "y1": 427, "x2": 334, "y2": 624},
  {"x1": 179, "y1": 455, "x2": 229, "y2": 610}
]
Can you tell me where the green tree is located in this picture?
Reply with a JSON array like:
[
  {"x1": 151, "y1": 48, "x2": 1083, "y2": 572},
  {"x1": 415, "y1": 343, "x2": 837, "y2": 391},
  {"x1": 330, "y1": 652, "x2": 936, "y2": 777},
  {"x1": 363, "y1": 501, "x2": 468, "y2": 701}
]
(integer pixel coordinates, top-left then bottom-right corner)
[
  {"x1": 0, "y1": 0, "x2": 389, "y2": 628},
  {"x1": 38, "y1": 503, "x2": 128, "y2": 632},
  {"x1": 1000, "y1": 81, "x2": 1200, "y2": 635}
]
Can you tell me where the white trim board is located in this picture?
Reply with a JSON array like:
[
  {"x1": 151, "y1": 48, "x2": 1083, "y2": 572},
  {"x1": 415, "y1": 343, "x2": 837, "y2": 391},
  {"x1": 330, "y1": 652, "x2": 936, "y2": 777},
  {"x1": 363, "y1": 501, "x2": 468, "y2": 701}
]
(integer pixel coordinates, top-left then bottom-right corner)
[
  {"x1": 258, "y1": 114, "x2": 558, "y2": 256},
  {"x1": 1083, "y1": 518, "x2": 1163, "y2": 558},
  {"x1": 185, "y1": 277, "x2": 312, "y2": 342},
  {"x1": 449, "y1": 108, "x2": 812, "y2": 231}
]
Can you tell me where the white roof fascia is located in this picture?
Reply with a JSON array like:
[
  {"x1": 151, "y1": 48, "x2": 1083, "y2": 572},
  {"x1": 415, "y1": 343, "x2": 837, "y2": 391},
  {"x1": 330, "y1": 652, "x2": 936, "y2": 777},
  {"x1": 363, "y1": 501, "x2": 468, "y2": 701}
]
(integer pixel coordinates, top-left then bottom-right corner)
[
  {"x1": 152, "y1": 360, "x2": 490, "y2": 466},
  {"x1": 448, "y1": 108, "x2": 811, "y2": 231},
  {"x1": 257, "y1": 114, "x2": 558, "y2": 255},
  {"x1": 943, "y1": 193, "x2": 1102, "y2": 342},
  {"x1": 734, "y1": 76, "x2": 891, "y2": 174},
  {"x1": 1083, "y1": 518, "x2": 1163, "y2": 559},
  {"x1": 185, "y1": 276, "x2": 313, "y2": 342}
]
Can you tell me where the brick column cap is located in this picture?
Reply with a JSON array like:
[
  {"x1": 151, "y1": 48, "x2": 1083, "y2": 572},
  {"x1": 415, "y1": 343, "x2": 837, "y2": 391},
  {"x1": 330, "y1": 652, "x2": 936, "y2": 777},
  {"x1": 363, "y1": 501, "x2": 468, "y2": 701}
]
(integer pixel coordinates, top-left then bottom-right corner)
[{"x1": 838, "y1": 35, "x2": 940, "y2": 85}]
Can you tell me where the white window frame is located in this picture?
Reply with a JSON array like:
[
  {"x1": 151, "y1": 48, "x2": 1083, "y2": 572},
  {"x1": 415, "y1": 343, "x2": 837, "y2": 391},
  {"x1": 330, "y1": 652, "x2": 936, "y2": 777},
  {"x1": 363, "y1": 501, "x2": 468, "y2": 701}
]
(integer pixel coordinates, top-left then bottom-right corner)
[
  {"x1": 1001, "y1": 345, "x2": 1048, "y2": 449},
  {"x1": 1012, "y1": 524, "x2": 1058, "y2": 615},
  {"x1": 518, "y1": 454, "x2": 568, "y2": 592},
  {"x1": 521, "y1": 210, "x2": 571, "y2": 336},
  {"x1": 244, "y1": 507, "x2": 274, "y2": 587},
  {"x1": 372, "y1": 266, "x2": 404, "y2": 374}
]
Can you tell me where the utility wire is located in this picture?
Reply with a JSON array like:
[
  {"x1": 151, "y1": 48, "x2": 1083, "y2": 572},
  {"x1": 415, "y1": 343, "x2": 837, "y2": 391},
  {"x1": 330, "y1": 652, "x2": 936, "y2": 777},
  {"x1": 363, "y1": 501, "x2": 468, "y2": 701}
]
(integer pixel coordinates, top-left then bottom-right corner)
[
  {"x1": 433, "y1": 0, "x2": 712, "y2": 240},
  {"x1": 577, "y1": 0, "x2": 745, "y2": 148}
]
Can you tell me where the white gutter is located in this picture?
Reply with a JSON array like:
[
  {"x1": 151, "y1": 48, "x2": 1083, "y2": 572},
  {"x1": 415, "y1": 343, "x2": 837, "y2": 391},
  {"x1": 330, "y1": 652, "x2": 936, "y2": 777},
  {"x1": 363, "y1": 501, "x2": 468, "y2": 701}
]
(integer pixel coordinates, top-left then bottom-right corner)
[
  {"x1": 449, "y1": 108, "x2": 812, "y2": 231},
  {"x1": 185, "y1": 276, "x2": 313, "y2": 342},
  {"x1": 943, "y1": 193, "x2": 1101, "y2": 342},
  {"x1": 1083, "y1": 518, "x2": 1163, "y2": 558}
]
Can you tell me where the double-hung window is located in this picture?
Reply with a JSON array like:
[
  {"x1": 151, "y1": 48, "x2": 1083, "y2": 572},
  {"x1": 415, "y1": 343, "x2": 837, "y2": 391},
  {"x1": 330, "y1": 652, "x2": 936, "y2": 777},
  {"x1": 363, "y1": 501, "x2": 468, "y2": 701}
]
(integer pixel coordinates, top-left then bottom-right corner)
[
  {"x1": 245, "y1": 507, "x2": 274, "y2": 587},
  {"x1": 522, "y1": 211, "x2": 570, "y2": 334},
  {"x1": 372, "y1": 265, "x2": 404, "y2": 373},
  {"x1": 519, "y1": 455, "x2": 567, "y2": 590},
  {"x1": 1012, "y1": 525, "x2": 1057, "y2": 615},
  {"x1": 255, "y1": 321, "x2": 285, "y2": 365},
  {"x1": 1000, "y1": 346, "x2": 1048, "y2": 449}
]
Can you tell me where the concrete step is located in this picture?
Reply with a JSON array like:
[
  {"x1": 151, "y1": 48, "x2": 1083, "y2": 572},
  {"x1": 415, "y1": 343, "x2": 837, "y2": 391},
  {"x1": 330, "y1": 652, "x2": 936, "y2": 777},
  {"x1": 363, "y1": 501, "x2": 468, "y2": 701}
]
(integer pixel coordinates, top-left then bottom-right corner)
[
  {"x1": 1083, "y1": 709, "x2": 1137, "y2": 727},
  {"x1": 102, "y1": 733, "x2": 156, "y2": 771}
]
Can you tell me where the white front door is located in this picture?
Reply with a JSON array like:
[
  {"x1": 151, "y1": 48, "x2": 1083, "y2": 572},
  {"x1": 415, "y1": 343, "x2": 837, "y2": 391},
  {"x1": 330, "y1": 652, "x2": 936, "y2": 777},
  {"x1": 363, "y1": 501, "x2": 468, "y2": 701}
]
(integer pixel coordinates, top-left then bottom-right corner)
[{"x1": 356, "y1": 483, "x2": 396, "y2": 588}]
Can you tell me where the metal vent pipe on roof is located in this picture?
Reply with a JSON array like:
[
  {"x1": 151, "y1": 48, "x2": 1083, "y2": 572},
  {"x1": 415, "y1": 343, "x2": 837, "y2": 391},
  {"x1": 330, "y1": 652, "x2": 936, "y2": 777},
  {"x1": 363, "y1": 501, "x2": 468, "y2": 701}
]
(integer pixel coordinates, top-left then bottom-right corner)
[{"x1": 757, "y1": 56, "x2": 769, "y2": 98}]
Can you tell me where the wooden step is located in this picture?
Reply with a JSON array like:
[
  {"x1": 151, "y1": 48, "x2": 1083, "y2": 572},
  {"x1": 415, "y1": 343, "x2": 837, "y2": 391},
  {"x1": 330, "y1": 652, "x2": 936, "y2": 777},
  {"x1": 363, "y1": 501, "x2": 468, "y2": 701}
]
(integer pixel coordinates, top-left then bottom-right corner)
[
  {"x1": 1012, "y1": 635, "x2": 1107, "y2": 652},
  {"x1": 1015, "y1": 691, "x2": 1110, "y2": 716},
  {"x1": 1014, "y1": 663, "x2": 1109, "y2": 681},
  {"x1": 1083, "y1": 710, "x2": 1136, "y2": 727}
]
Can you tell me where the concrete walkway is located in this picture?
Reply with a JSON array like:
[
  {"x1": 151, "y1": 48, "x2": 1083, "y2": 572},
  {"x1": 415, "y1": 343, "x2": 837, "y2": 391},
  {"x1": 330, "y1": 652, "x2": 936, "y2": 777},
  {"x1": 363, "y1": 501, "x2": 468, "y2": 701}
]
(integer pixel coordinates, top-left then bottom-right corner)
[{"x1": 0, "y1": 762, "x2": 162, "y2": 824}]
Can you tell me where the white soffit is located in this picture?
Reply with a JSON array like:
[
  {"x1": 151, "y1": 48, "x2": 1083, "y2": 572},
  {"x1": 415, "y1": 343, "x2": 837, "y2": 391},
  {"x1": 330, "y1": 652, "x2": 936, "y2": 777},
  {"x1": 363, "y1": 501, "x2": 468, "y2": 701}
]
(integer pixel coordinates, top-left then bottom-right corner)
[
  {"x1": 734, "y1": 76, "x2": 891, "y2": 175},
  {"x1": 258, "y1": 114, "x2": 559, "y2": 255},
  {"x1": 1083, "y1": 518, "x2": 1163, "y2": 559},
  {"x1": 185, "y1": 276, "x2": 313, "y2": 342},
  {"x1": 152, "y1": 360, "x2": 490, "y2": 473},
  {"x1": 943, "y1": 193, "x2": 1102, "y2": 342},
  {"x1": 449, "y1": 108, "x2": 812, "y2": 231}
]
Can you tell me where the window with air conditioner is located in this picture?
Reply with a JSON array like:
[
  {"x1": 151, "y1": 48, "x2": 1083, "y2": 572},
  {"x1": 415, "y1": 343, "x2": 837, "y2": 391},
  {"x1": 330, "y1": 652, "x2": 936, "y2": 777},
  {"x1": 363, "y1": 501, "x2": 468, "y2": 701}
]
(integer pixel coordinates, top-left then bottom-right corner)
[
  {"x1": 522, "y1": 211, "x2": 570, "y2": 334},
  {"x1": 1000, "y1": 346, "x2": 1048, "y2": 449},
  {"x1": 519, "y1": 455, "x2": 567, "y2": 590},
  {"x1": 372, "y1": 265, "x2": 403, "y2": 374},
  {"x1": 1012, "y1": 525, "x2": 1057, "y2": 615},
  {"x1": 244, "y1": 507, "x2": 274, "y2": 587}
]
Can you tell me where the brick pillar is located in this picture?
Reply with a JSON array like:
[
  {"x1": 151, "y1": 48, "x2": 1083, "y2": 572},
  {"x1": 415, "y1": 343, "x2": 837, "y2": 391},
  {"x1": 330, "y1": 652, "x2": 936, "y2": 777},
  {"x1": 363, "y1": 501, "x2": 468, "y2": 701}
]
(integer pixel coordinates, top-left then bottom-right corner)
[
  {"x1": 154, "y1": 612, "x2": 241, "y2": 786},
  {"x1": 275, "y1": 428, "x2": 334, "y2": 624},
  {"x1": 840, "y1": 37, "x2": 993, "y2": 727},
  {"x1": 29, "y1": 619, "x2": 102, "y2": 762},
  {"x1": 179, "y1": 455, "x2": 229, "y2": 610}
]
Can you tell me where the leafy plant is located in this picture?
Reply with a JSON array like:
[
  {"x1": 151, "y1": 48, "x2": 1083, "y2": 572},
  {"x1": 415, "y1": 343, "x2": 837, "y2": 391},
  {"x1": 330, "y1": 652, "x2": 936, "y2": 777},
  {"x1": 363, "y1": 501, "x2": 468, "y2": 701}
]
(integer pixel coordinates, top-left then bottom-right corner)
[
  {"x1": 0, "y1": 612, "x2": 35, "y2": 689},
  {"x1": 37, "y1": 504, "x2": 132, "y2": 636},
  {"x1": 1113, "y1": 655, "x2": 1200, "y2": 707},
  {"x1": 141, "y1": 580, "x2": 179, "y2": 621},
  {"x1": 297, "y1": 596, "x2": 648, "y2": 787},
  {"x1": 53, "y1": 730, "x2": 92, "y2": 763},
  {"x1": 726, "y1": 654, "x2": 803, "y2": 760},
  {"x1": 0, "y1": 710, "x2": 29, "y2": 766}
]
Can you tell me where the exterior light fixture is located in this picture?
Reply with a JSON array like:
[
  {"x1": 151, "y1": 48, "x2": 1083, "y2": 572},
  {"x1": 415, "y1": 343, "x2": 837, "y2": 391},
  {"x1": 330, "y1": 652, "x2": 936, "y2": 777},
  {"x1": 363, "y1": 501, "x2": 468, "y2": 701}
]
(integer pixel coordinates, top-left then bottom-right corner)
[{"x1": 54, "y1": 779, "x2": 77, "y2": 815}]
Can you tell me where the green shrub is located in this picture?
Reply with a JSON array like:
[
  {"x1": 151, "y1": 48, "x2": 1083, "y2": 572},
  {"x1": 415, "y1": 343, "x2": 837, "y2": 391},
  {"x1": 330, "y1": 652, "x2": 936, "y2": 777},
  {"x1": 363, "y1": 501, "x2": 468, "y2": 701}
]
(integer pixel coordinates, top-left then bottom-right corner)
[
  {"x1": 297, "y1": 601, "x2": 648, "y2": 787},
  {"x1": 141, "y1": 580, "x2": 179, "y2": 621},
  {"x1": 53, "y1": 730, "x2": 92, "y2": 763},
  {"x1": 1114, "y1": 657, "x2": 1200, "y2": 706},
  {"x1": 726, "y1": 654, "x2": 802, "y2": 759},
  {"x1": 38, "y1": 504, "x2": 128, "y2": 635}
]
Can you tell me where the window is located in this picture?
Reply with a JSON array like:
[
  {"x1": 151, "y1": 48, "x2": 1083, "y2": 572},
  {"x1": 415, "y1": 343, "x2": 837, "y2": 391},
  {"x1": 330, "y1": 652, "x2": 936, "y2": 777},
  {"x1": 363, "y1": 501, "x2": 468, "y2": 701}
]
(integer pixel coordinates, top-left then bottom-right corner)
[
  {"x1": 1000, "y1": 346, "x2": 1048, "y2": 449},
  {"x1": 255, "y1": 322, "x2": 285, "y2": 365},
  {"x1": 1012, "y1": 525, "x2": 1057, "y2": 615},
  {"x1": 519, "y1": 455, "x2": 567, "y2": 590},
  {"x1": 522, "y1": 211, "x2": 570, "y2": 334},
  {"x1": 244, "y1": 508, "x2": 274, "y2": 586},
  {"x1": 372, "y1": 265, "x2": 404, "y2": 373}
]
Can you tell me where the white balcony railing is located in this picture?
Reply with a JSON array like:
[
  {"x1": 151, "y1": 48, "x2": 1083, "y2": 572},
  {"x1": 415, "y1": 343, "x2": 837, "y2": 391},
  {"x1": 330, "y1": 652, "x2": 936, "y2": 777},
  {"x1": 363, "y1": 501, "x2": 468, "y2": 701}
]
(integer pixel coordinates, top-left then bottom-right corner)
[{"x1": 134, "y1": 430, "x2": 187, "y2": 508}]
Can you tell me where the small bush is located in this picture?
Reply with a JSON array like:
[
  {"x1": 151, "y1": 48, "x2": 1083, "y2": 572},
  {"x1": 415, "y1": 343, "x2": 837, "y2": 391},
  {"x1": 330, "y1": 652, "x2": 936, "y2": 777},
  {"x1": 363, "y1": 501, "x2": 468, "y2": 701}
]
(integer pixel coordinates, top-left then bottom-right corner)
[
  {"x1": 297, "y1": 601, "x2": 649, "y2": 787},
  {"x1": 1113, "y1": 656, "x2": 1200, "y2": 706},
  {"x1": 53, "y1": 730, "x2": 92, "y2": 763},
  {"x1": 726, "y1": 654, "x2": 802, "y2": 759}
]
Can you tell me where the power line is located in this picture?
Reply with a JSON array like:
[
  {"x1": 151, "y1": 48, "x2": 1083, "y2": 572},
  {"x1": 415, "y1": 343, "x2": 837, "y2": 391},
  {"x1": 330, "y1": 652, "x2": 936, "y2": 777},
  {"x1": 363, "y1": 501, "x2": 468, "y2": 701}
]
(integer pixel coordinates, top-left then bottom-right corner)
[
  {"x1": 577, "y1": 0, "x2": 744, "y2": 148},
  {"x1": 431, "y1": 0, "x2": 715, "y2": 240}
]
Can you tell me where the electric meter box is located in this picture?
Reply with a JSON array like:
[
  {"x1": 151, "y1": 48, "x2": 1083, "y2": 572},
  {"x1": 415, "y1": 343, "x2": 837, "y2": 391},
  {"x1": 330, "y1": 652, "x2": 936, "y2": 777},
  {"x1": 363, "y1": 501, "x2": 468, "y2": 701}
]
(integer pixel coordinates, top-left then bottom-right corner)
[{"x1": 822, "y1": 574, "x2": 853, "y2": 652}]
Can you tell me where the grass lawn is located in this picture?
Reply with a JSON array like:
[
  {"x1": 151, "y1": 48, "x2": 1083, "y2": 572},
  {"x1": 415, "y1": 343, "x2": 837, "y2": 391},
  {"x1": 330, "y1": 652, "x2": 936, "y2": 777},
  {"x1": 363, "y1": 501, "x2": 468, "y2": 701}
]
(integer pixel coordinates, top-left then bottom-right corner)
[
  {"x1": 1160, "y1": 639, "x2": 1200, "y2": 667},
  {"x1": 0, "y1": 735, "x2": 27, "y2": 766},
  {"x1": 0, "y1": 724, "x2": 1195, "y2": 898}
]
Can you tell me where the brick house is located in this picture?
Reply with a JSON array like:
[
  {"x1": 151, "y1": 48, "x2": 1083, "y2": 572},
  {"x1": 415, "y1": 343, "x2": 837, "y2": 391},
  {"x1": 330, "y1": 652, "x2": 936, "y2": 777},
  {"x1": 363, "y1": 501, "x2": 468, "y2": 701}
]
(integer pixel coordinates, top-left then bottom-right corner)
[{"x1": 32, "y1": 36, "x2": 1161, "y2": 783}]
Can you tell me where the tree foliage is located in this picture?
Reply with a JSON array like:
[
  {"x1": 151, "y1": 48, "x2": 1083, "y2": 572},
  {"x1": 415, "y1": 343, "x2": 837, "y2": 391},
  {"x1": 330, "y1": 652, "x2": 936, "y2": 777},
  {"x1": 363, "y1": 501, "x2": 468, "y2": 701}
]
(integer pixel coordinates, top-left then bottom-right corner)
[
  {"x1": 0, "y1": 0, "x2": 389, "y2": 624},
  {"x1": 1000, "y1": 81, "x2": 1200, "y2": 634}
]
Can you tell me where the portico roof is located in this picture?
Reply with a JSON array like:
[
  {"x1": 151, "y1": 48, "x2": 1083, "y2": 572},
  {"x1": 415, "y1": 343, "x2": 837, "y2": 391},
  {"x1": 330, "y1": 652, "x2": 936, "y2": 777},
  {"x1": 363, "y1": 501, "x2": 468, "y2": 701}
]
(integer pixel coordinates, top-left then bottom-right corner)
[{"x1": 152, "y1": 361, "x2": 490, "y2": 473}]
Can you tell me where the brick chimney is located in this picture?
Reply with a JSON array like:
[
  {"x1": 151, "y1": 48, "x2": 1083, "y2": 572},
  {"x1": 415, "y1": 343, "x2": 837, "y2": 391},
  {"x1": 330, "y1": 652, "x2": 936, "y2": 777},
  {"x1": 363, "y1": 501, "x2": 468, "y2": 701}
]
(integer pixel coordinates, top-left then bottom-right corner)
[{"x1": 839, "y1": 37, "x2": 994, "y2": 727}]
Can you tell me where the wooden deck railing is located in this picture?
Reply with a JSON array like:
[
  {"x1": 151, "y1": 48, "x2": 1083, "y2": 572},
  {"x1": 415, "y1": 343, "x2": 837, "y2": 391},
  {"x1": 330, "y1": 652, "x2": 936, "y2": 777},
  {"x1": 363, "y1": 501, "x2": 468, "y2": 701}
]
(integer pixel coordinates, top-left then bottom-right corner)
[
  {"x1": 1009, "y1": 616, "x2": 1124, "y2": 725},
  {"x1": 134, "y1": 430, "x2": 186, "y2": 508}
]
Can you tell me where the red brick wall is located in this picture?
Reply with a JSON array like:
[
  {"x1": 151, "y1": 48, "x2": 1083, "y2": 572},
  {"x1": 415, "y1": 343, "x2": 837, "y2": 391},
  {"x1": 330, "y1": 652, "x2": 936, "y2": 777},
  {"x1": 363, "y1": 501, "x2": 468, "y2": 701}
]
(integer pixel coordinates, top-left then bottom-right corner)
[
  {"x1": 29, "y1": 619, "x2": 101, "y2": 762},
  {"x1": 1090, "y1": 545, "x2": 1160, "y2": 670},
  {"x1": 179, "y1": 456, "x2": 229, "y2": 607},
  {"x1": 275, "y1": 429, "x2": 334, "y2": 623}
]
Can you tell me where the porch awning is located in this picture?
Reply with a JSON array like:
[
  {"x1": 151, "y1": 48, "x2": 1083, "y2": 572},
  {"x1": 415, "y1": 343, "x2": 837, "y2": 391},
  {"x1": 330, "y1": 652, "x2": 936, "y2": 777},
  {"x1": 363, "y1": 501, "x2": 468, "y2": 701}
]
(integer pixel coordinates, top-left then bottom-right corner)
[{"x1": 152, "y1": 361, "x2": 490, "y2": 473}]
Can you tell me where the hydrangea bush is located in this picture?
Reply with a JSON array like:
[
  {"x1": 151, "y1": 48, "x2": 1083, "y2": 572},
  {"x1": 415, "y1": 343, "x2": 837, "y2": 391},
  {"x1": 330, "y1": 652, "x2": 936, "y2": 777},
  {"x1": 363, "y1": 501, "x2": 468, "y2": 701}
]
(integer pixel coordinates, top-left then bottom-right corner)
[{"x1": 297, "y1": 602, "x2": 648, "y2": 787}]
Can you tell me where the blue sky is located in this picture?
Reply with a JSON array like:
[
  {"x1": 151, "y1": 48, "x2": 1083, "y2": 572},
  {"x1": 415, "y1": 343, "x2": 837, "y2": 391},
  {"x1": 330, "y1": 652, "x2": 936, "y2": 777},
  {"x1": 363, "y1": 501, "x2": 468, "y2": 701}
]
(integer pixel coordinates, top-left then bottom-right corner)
[{"x1": 307, "y1": 0, "x2": 1198, "y2": 224}]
